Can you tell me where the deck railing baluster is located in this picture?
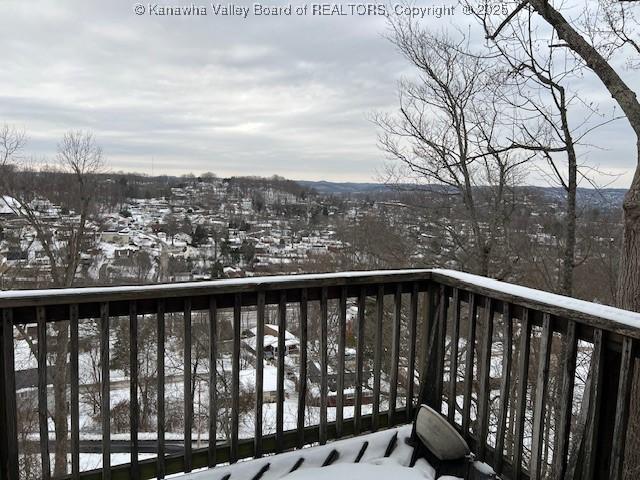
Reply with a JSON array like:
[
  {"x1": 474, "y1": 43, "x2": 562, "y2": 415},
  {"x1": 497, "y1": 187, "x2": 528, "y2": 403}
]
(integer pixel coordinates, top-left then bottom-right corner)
[
  {"x1": 255, "y1": 292, "x2": 265, "y2": 457},
  {"x1": 553, "y1": 319, "x2": 577, "y2": 480},
  {"x1": 128, "y1": 302, "x2": 139, "y2": 480},
  {"x1": 70, "y1": 304, "x2": 81, "y2": 480},
  {"x1": 101, "y1": 302, "x2": 111, "y2": 480},
  {"x1": 389, "y1": 284, "x2": 402, "y2": 424},
  {"x1": 36, "y1": 306, "x2": 51, "y2": 480},
  {"x1": 372, "y1": 285, "x2": 383, "y2": 432},
  {"x1": 513, "y1": 309, "x2": 531, "y2": 480},
  {"x1": 354, "y1": 287, "x2": 365, "y2": 434},
  {"x1": 434, "y1": 285, "x2": 448, "y2": 411},
  {"x1": 477, "y1": 297, "x2": 494, "y2": 462},
  {"x1": 320, "y1": 287, "x2": 328, "y2": 445},
  {"x1": 297, "y1": 289, "x2": 308, "y2": 448},
  {"x1": 336, "y1": 286, "x2": 346, "y2": 438},
  {"x1": 276, "y1": 291, "x2": 286, "y2": 452},
  {"x1": 530, "y1": 313, "x2": 553, "y2": 480},
  {"x1": 231, "y1": 294, "x2": 241, "y2": 462},
  {"x1": 425, "y1": 283, "x2": 435, "y2": 366},
  {"x1": 157, "y1": 299, "x2": 166, "y2": 478},
  {"x1": 583, "y1": 328, "x2": 605, "y2": 480},
  {"x1": 184, "y1": 298, "x2": 193, "y2": 472},
  {"x1": 208, "y1": 297, "x2": 218, "y2": 467},
  {"x1": 407, "y1": 283, "x2": 418, "y2": 420},
  {"x1": 462, "y1": 292, "x2": 476, "y2": 435},
  {"x1": 36, "y1": 307, "x2": 51, "y2": 480},
  {"x1": 447, "y1": 288, "x2": 460, "y2": 424},
  {"x1": 494, "y1": 302, "x2": 512, "y2": 476}
]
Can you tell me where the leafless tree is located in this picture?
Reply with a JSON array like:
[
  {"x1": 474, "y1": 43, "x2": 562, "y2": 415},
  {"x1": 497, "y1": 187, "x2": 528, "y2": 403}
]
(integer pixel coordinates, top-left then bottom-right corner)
[
  {"x1": 333, "y1": 213, "x2": 415, "y2": 270},
  {"x1": 17, "y1": 393, "x2": 40, "y2": 479},
  {"x1": 131, "y1": 250, "x2": 153, "y2": 283},
  {"x1": 587, "y1": 0, "x2": 640, "y2": 70},
  {"x1": 375, "y1": 19, "x2": 530, "y2": 277},
  {"x1": 480, "y1": 1, "x2": 640, "y2": 475},
  {"x1": 163, "y1": 213, "x2": 180, "y2": 245},
  {"x1": 80, "y1": 326, "x2": 105, "y2": 418},
  {"x1": 0, "y1": 125, "x2": 26, "y2": 169},
  {"x1": 482, "y1": 0, "x2": 640, "y2": 307},
  {"x1": 0, "y1": 128, "x2": 104, "y2": 287},
  {"x1": 477, "y1": 7, "x2": 621, "y2": 295},
  {"x1": 0, "y1": 128, "x2": 104, "y2": 475}
]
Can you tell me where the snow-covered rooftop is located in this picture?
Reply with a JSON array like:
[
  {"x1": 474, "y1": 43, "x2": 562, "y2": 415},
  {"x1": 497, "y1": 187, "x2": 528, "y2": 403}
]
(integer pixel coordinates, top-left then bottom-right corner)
[{"x1": 0, "y1": 195, "x2": 20, "y2": 215}]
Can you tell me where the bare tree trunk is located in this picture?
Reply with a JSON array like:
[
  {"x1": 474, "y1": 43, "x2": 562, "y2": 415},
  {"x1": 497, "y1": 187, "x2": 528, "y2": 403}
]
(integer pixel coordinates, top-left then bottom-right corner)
[
  {"x1": 617, "y1": 144, "x2": 640, "y2": 311},
  {"x1": 561, "y1": 175, "x2": 577, "y2": 296},
  {"x1": 619, "y1": 143, "x2": 640, "y2": 479},
  {"x1": 479, "y1": 246, "x2": 490, "y2": 278},
  {"x1": 560, "y1": 101, "x2": 578, "y2": 297}
]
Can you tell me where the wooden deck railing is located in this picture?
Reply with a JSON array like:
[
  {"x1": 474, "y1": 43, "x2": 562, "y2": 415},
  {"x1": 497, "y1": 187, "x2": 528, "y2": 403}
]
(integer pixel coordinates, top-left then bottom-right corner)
[{"x1": 1, "y1": 269, "x2": 638, "y2": 480}]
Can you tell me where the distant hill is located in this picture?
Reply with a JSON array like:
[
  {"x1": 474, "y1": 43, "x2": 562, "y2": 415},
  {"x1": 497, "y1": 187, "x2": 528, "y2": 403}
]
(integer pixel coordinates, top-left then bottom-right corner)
[
  {"x1": 295, "y1": 180, "x2": 628, "y2": 207},
  {"x1": 295, "y1": 180, "x2": 396, "y2": 195},
  {"x1": 525, "y1": 186, "x2": 627, "y2": 208}
]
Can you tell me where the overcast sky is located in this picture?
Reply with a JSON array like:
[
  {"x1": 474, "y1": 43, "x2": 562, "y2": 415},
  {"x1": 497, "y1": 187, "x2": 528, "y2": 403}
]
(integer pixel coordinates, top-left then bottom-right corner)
[{"x1": 1, "y1": 0, "x2": 638, "y2": 186}]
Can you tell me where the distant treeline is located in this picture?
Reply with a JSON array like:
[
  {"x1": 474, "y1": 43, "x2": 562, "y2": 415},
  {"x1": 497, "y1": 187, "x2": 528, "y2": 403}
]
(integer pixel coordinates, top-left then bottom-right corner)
[
  {"x1": 225, "y1": 175, "x2": 315, "y2": 199},
  {"x1": 3, "y1": 165, "x2": 627, "y2": 211}
]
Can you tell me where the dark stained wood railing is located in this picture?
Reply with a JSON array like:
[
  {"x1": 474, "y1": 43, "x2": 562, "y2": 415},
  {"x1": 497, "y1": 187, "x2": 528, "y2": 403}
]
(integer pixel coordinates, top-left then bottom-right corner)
[
  {"x1": 425, "y1": 270, "x2": 640, "y2": 480},
  {"x1": 0, "y1": 269, "x2": 639, "y2": 480}
]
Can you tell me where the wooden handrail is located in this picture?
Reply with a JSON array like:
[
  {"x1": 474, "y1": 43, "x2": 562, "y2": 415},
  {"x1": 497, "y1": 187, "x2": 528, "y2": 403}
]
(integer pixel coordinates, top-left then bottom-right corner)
[
  {"x1": 0, "y1": 270, "x2": 432, "y2": 308},
  {"x1": 431, "y1": 269, "x2": 640, "y2": 341},
  {"x1": 3, "y1": 268, "x2": 640, "y2": 340}
]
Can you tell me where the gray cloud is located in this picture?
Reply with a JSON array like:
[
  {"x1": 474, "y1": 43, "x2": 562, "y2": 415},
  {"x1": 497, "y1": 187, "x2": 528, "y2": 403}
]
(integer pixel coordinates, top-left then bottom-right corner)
[{"x1": 0, "y1": 0, "x2": 638, "y2": 186}]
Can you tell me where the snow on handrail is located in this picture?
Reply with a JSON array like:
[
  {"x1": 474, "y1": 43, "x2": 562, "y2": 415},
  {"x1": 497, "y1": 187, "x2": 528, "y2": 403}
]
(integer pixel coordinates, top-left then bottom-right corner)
[
  {"x1": 432, "y1": 269, "x2": 640, "y2": 337},
  {"x1": 3, "y1": 267, "x2": 640, "y2": 337},
  {"x1": 0, "y1": 269, "x2": 432, "y2": 307}
]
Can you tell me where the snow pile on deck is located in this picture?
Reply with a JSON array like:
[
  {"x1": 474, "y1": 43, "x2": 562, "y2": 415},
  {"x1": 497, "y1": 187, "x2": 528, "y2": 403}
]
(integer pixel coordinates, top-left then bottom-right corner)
[
  {"x1": 180, "y1": 425, "x2": 443, "y2": 479},
  {"x1": 285, "y1": 463, "x2": 427, "y2": 479}
]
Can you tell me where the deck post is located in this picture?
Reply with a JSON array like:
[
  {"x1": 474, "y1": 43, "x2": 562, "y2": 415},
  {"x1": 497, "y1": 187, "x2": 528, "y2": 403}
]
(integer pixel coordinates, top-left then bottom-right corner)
[
  {"x1": 420, "y1": 282, "x2": 444, "y2": 410},
  {"x1": 572, "y1": 335, "x2": 623, "y2": 480},
  {"x1": 0, "y1": 310, "x2": 17, "y2": 480},
  {"x1": 0, "y1": 314, "x2": 6, "y2": 480},
  {"x1": 591, "y1": 343, "x2": 623, "y2": 479}
]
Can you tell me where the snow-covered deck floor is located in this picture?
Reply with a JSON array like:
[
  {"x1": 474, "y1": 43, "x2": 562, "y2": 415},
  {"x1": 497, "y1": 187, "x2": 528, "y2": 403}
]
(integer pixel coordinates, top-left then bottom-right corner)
[{"x1": 178, "y1": 426, "x2": 449, "y2": 480}]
